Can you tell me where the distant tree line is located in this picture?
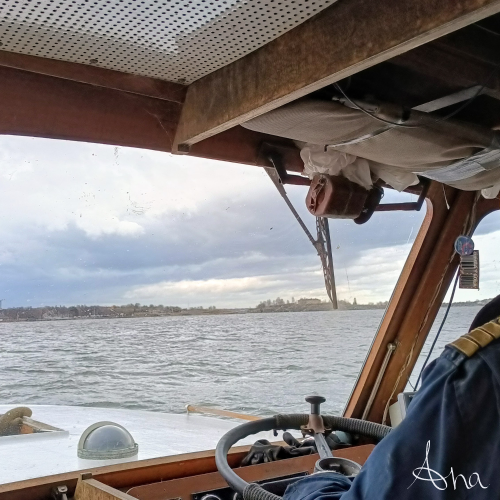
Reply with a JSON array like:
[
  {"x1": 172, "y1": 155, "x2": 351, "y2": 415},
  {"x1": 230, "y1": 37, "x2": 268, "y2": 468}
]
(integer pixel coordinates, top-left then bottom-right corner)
[
  {"x1": 0, "y1": 296, "x2": 489, "y2": 322},
  {"x1": 255, "y1": 297, "x2": 389, "y2": 311},
  {"x1": 0, "y1": 303, "x2": 218, "y2": 321}
]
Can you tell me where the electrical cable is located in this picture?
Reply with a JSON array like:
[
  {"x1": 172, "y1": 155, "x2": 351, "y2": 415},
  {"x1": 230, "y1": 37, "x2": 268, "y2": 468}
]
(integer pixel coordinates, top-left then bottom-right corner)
[
  {"x1": 333, "y1": 82, "x2": 418, "y2": 129},
  {"x1": 414, "y1": 271, "x2": 460, "y2": 390},
  {"x1": 333, "y1": 61, "x2": 499, "y2": 130}
]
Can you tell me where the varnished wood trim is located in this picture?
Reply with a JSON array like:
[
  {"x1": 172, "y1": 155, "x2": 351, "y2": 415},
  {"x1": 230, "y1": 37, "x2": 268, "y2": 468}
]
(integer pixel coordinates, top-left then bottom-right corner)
[
  {"x1": 343, "y1": 187, "x2": 437, "y2": 421},
  {"x1": 0, "y1": 50, "x2": 186, "y2": 103},
  {"x1": 189, "y1": 127, "x2": 304, "y2": 171},
  {"x1": 127, "y1": 446, "x2": 375, "y2": 500},
  {"x1": 0, "y1": 444, "x2": 374, "y2": 500},
  {"x1": 186, "y1": 405, "x2": 261, "y2": 421},
  {"x1": 0, "y1": 66, "x2": 180, "y2": 152},
  {"x1": 75, "y1": 478, "x2": 137, "y2": 500},
  {"x1": 0, "y1": 64, "x2": 298, "y2": 167},
  {"x1": 0, "y1": 446, "x2": 250, "y2": 500}
]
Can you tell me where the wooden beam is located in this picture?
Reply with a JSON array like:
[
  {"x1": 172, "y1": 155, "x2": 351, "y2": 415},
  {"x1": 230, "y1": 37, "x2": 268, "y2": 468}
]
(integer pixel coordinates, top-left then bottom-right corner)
[
  {"x1": 174, "y1": 0, "x2": 500, "y2": 149},
  {"x1": 476, "y1": 195, "x2": 500, "y2": 221},
  {"x1": 435, "y1": 22, "x2": 500, "y2": 67},
  {"x1": 345, "y1": 62, "x2": 458, "y2": 110},
  {"x1": 389, "y1": 34, "x2": 500, "y2": 101},
  {"x1": 387, "y1": 39, "x2": 500, "y2": 128},
  {"x1": 0, "y1": 63, "x2": 299, "y2": 167},
  {"x1": 0, "y1": 66, "x2": 180, "y2": 152},
  {"x1": 186, "y1": 404, "x2": 261, "y2": 421},
  {"x1": 189, "y1": 127, "x2": 304, "y2": 172},
  {"x1": 343, "y1": 24, "x2": 500, "y2": 111},
  {"x1": 0, "y1": 50, "x2": 186, "y2": 103}
]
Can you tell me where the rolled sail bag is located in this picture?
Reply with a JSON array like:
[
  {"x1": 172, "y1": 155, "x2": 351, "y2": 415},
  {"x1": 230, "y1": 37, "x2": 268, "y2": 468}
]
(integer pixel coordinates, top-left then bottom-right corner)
[
  {"x1": 242, "y1": 98, "x2": 500, "y2": 193},
  {"x1": 306, "y1": 174, "x2": 369, "y2": 218}
]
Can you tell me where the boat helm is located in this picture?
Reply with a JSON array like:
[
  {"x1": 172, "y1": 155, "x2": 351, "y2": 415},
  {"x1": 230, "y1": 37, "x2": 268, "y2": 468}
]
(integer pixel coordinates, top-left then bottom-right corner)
[
  {"x1": 215, "y1": 396, "x2": 391, "y2": 500},
  {"x1": 77, "y1": 421, "x2": 138, "y2": 460}
]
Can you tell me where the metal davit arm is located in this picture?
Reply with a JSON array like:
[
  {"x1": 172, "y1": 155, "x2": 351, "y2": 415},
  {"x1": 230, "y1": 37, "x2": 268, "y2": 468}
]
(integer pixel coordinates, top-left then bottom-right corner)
[{"x1": 264, "y1": 151, "x2": 338, "y2": 309}]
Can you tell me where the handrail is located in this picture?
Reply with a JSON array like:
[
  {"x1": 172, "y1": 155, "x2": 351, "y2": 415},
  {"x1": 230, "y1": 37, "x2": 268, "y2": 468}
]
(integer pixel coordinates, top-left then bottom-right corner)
[{"x1": 185, "y1": 405, "x2": 261, "y2": 421}]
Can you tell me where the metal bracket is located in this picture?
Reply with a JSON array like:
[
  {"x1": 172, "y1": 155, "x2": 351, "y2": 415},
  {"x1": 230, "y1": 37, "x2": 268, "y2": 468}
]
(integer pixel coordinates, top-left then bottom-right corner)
[
  {"x1": 51, "y1": 485, "x2": 69, "y2": 500},
  {"x1": 263, "y1": 147, "x2": 338, "y2": 309},
  {"x1": 412, "y1": 85, "x2": 498, "y2": 113},
  {"x1": 374, "y1": 177, "x2": 430, "y2": 213}
]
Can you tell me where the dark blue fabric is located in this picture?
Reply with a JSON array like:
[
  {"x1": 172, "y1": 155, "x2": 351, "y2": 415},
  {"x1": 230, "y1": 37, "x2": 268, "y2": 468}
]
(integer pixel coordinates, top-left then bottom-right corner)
[
  {"x1": 284, "y1": 473, "x2": 351, "y2": 500},
  {"x1": 284, "y1": 339, "x2": 500, "y2": 499}
]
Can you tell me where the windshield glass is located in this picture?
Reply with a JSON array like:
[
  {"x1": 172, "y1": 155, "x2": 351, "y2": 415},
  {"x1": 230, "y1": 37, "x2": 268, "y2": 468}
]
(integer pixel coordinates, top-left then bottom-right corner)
[
  {"x1": 408, "y1": 210, "x2": 500, "y2": 389},
  {"x1": 0, "y1": 136, "x2": 425, "y2": 482}
]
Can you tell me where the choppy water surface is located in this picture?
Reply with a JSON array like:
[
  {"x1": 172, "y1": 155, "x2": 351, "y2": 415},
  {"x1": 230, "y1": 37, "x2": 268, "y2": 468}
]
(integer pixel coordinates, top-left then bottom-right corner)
[{"x1": 0, "y1": 307, "x2": 481, "y2": 416}]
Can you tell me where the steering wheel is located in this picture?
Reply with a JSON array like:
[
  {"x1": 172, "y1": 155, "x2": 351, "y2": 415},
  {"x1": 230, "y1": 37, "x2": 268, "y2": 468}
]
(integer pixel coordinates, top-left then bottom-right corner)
[{"x1": 215, "y1": 401, "x2": 391, "y2": 500}]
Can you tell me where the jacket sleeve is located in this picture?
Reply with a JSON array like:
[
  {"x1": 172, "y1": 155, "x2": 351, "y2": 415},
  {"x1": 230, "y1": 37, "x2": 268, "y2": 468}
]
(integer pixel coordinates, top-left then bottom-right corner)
[{"x1": 284, "y1": 472, "x2": 352, "y2": 500}]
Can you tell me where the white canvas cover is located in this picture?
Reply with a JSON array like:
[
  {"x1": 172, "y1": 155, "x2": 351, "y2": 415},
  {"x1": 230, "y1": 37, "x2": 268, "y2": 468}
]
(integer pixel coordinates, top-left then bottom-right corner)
[{"x1": 242, "y1": 99, "x2": 500, "y2": 196}]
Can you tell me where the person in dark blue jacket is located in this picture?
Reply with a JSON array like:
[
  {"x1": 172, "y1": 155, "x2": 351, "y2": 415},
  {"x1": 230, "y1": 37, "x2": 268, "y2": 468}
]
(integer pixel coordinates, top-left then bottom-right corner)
[{"x1": 284, "y1": 295, "x2": 500, "y2": 500}]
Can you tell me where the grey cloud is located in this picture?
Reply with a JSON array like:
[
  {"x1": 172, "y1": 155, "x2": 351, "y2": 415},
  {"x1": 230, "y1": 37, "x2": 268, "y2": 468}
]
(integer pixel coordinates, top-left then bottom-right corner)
[
  {"x1": 5, "y1": 136, "x2": 497, "y2": 308},
  {"x1": 1, "y1": 187, "x2": 425, "y2": 307}
]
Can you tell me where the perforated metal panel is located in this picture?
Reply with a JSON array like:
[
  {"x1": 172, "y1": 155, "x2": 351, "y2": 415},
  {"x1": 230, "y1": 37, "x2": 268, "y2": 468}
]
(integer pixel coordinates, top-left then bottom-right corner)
[{"x1": 0, "y1": 0, "x2": 337, "y2": 84}]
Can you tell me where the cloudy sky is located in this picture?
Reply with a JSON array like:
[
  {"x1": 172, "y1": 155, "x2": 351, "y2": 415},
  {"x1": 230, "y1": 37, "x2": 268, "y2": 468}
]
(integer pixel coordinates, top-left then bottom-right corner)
[{"x1": 1, "y1": 135, "x2": 499, "y2": 309}]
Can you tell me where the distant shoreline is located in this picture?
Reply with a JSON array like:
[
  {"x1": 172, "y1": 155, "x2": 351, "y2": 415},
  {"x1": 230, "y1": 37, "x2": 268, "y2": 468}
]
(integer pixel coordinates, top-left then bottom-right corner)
[{"x1": 0, "y1": 300, "x2": 490, "y2": 323}]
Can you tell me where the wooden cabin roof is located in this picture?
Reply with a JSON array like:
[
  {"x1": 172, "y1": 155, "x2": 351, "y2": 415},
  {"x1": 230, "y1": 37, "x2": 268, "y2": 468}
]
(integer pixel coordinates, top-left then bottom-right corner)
[
  {"x1": 0, "y1": 0, "x2": 499, "y2": 164},
  {"x1": 0, "y1": 0, "x2": 500, "y2": 171}
]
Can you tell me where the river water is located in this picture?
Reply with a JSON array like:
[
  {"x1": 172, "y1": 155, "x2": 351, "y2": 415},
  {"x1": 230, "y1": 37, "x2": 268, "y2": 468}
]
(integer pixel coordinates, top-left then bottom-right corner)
[{"x1": 0, "y1": 307, "x2": 481, "y2": 416}]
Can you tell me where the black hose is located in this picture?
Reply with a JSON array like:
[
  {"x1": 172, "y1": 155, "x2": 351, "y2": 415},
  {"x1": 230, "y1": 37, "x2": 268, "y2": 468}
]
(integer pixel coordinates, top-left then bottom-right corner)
[
  {"x1": 215, "y1": 417, "x2": 277, "y2": 494},
  {"x1": 274, "y1": 413, "x2": 308, "y2": 430},
  {"x1": 323, "y1": 416, "x2": 391, "y2": 441},
  {"x1": 275, "y1": 414, "x2": 391, "y2": 441},
  {"x1": 244, "y1": 483, "x2": 281, "y2": 500}
]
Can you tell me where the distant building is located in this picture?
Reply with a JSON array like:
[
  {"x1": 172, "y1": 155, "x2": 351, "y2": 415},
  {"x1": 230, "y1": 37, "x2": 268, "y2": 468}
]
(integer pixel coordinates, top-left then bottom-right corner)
[{"x1": 297, "y1": 298, "x2": 322, "y2": 305}]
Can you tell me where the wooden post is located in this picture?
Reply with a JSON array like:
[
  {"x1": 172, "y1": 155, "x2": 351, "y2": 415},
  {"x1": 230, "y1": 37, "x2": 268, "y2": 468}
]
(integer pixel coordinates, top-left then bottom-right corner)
[{"x1": 75, "y1": 477, "x2": 136, "y2": 500}]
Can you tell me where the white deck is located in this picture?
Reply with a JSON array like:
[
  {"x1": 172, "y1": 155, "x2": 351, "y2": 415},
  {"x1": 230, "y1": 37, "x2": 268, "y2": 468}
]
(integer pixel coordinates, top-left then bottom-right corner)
[{"x1": 0, "y1": 405, "x2": 274, "y2": 485}]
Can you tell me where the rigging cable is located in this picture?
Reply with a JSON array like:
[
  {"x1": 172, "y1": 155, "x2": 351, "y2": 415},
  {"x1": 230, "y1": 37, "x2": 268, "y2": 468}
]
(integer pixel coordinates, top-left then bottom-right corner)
[{"x1": 414, "y1": 271, "x2": 460, "y2": 390}]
